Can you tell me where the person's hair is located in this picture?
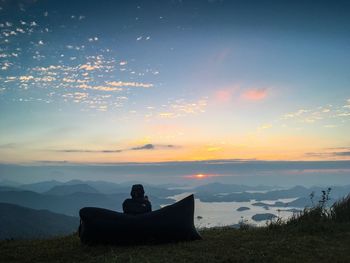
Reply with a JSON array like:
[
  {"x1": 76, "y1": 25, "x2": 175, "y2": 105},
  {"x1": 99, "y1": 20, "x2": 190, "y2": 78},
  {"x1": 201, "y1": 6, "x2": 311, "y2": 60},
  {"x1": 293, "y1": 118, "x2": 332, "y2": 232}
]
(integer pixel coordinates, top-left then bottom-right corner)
[{"x1": 130, "y1": 184, "x2": 145, "y2": 199}]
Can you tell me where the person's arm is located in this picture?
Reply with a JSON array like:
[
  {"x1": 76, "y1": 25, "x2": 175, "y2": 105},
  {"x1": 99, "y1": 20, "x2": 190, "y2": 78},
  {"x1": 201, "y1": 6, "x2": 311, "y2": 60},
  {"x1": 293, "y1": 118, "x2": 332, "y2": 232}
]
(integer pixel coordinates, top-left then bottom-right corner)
[
  {"x1": 122, "y1": 200, "x2": 128, "y2": 213},
  {"x1": 146, "y1": 200, "x2": 152, "y2": 212}
]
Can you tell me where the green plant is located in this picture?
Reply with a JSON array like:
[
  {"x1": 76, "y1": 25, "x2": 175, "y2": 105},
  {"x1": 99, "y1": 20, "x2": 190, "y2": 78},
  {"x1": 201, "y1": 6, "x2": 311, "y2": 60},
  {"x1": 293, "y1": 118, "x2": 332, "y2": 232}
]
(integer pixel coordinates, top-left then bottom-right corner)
[
  {"x1": 330, "y1": 194, "x2": 350, "y2": 222},
  {"x1": 238, "y1": 216, "x2": 250, "y2": 230}
]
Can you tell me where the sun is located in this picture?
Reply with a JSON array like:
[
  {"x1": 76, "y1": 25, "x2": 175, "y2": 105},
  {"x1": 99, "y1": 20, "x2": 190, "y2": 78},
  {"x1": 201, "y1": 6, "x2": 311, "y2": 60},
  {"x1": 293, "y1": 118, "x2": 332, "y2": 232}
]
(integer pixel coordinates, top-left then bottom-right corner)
[{"x1": 184, "y1": 173, "x2": 213, "y2": 179}]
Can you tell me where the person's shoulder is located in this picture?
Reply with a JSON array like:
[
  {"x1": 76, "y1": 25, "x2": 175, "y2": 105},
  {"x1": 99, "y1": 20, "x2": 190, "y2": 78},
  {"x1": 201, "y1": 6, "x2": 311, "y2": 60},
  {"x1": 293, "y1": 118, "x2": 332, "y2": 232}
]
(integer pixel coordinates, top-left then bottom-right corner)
[
  {"x1": 123, "y1": 198, "x2": 133, "y2": 205},
  {"x1": 143, "y1": 199, "x2": 152, "y2": 207}
]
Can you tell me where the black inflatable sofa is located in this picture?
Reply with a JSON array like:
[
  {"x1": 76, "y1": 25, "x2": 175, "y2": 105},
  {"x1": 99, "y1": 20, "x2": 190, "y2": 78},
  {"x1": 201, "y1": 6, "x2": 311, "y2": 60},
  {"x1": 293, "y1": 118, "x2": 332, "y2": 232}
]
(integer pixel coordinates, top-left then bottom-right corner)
[{"x1": 79, "y1": 194, "x2": 201, "y2": 245}]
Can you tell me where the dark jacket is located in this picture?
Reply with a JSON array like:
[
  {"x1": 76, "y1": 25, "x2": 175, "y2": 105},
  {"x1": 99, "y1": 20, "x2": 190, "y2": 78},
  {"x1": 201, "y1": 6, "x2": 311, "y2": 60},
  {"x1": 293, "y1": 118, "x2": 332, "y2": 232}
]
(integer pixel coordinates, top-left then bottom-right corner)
[{"x1": 122, "y1": 197, "x2": 152, "y2": 215}]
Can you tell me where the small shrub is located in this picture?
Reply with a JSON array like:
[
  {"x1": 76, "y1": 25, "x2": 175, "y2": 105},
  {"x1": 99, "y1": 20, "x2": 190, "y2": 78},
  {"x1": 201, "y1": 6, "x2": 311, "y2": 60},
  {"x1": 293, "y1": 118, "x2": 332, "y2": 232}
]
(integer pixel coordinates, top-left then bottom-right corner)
[
  {"x1": 238, "y1": 216, "x2": 250, "y2": 230},
  {"x1": 330, "y1": 194, "x2": 350, "y2": 222},
  {"x1": 268, "y1": 188, "x2": 350, "y2": 233}
]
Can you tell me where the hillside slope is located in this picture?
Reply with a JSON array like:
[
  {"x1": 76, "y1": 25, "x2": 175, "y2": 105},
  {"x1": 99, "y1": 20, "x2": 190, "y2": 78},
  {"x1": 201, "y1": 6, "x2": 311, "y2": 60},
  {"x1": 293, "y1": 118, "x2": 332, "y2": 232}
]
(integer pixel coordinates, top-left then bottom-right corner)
[
  {"x1": 1, "y1": 224, "x2": 350, "y2": 263},
  {"x1": 0, "y1": 203, "x2": 79, "y2": 240}
]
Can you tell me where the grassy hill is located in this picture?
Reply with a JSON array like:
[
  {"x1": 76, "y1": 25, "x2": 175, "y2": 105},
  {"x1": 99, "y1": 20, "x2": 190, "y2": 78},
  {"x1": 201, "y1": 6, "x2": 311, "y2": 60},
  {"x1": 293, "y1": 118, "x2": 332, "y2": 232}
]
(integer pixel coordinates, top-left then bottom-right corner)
[
  {"x1": 0, "y1": 203, "x2": 79, "y2": 240},
  {"x1": 1, "y1": 222, "x2": 350, "y2": 263}
]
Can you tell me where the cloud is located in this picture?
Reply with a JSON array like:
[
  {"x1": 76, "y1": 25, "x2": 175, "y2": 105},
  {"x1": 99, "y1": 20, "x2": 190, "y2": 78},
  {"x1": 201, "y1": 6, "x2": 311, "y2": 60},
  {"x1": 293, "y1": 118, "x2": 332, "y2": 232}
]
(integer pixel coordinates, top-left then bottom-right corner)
[
  {"x1": 159, "y1": 112, "x2": 175, "y2": 118},
  {"x1": 206, "y1": 147, "x2": 222, "y2": 152},
  {"x1": 106, "y1": 81, "x2": 153, "y2": 88},
  {"x1": 305, "y1": 152, "x2": 333, "y2": 157},
  {"x1": 280, "y1": 99, "x2": 350, "y2": 125},
  {"x1": 242, "y1": 88, "x2": 268, "y2": 101},
  {"x1": 213, "y1": 85, "x2": 269, "y2": 104},
  {"x1": 258, "y1": 124, "x2": 272, "y2": 131},
  {"x1": 88, "y1": 37, "x2": 98, "y2": 42},
  {"x1": 77, "y1": 84, "x2": 122, "y2": 92},
  {"x1": 156, "y1": 98, "x2": 208, "y2": 119},
  {"x1": 79, "y1": 64, "x2": 100, "y2": 71},
  {"x1": 131, "y1": 144, "x2": 155, "y2": 150},
  {"x1": 327, "y1": 147, "x2": 350, "y2": 151},
  {"x1": 35, "y1": 160, "x2": 69, "y2": 164},
  {"x1": 54, "y1": 149, "x2": 123, "y2": 153},
  {"x1": 282, "y1": 109, "x2": 309, "y2": 120},
  {"x1": 305, "y1": 148, "x2": 350, "y2": 158},
  {"x1": 0, "y1": 26, "x2": 157, "y2": 112},
  {"x1": 333, "y1": 151, "x2": 350, "y2": 156},
  {"x1": 51, "y1": 144, "x2": 177, "y2": 153},
  {"x1": 131, "y1": 144, "x2": 176, "y2": 150},
  {"x1": 215, "y1": 88, "x2": 235, "y2": 103},
  {"x1": 19, "y1": 75, "x2": 34, "y2": 82},
  {"x1": 0, "y1": 143, "x2": 16, "y2": 149}
]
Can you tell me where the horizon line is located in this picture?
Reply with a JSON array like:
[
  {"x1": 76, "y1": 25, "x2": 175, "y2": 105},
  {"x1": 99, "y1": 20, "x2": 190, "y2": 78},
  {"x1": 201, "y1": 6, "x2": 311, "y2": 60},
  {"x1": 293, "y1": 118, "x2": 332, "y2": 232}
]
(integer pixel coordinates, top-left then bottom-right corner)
[{"x1": 2, "y1": 158, "x2": 350, "y2": 167}]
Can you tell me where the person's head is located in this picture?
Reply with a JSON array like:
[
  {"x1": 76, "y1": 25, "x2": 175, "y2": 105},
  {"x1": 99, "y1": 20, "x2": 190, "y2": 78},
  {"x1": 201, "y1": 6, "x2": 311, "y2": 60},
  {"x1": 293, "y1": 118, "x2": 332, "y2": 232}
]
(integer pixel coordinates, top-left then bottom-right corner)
[{"x1": 130, "y1": 184, "x2": 145, "y2": 199}]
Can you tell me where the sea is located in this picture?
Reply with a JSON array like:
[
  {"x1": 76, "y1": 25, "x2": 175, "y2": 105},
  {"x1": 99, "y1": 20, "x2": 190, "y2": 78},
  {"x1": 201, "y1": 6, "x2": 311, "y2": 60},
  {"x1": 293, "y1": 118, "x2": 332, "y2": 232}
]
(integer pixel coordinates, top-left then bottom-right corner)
[{"x1": 163, "y1": 192, "x2": 300, "y2": 228}]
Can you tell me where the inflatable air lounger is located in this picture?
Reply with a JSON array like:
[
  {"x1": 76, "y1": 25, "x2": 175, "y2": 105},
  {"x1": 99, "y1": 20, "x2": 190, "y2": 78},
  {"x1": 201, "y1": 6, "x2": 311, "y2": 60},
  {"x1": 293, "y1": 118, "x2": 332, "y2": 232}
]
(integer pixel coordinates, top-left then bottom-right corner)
[{"x1": 79, "y1": 194, "x2": 201, "y2": 245}]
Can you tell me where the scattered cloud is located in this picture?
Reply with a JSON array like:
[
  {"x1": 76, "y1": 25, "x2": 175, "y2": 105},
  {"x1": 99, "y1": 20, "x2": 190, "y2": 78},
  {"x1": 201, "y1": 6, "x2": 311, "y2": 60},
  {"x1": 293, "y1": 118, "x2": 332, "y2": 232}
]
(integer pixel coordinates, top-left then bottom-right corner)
[
  {"x1": 131, "y1": 144, "x2": 155, "y2": 150},
  {"x1": 305, "y1": 152, "x2": 333, "y2": 158},
  {"x1": 0, "y1": 143, "x2": 16, "y2": 149},
  {"x1": 155, "y1": 98, "x2": 208, "y2": 119},
  {"x1": 213, "y1": 85, "x2": 269, "y2": 104},
  {"x1": 19, "y1": 75, "x2": 34, "y2": 82},
  {"x1": 257, "y1": 124, "x2": 272, "y2": 131},
  {"x1": 0, "y1": 13, "x2": 158, "y2": 113},
  {"x1": 35, "y1": 160, "x2": 69, "y2": 164},
  {"x1": 281, "y1": 99, "x2": 350, "y2": 124},
  {"x1": 88, "y1": 37, "x2": 98, "y2": 42},
  {"x1": 206, "y1": 146, "x2": 222, "y2": 152},
  {"x1": 77, "y1": 84, "x2": 122, "y2": 92},
  {"x1": 79, "y1": 64, "x2": 100, "y2": 71},
  {"x1": 306, "y1": 147, "x2": 350, "y2": 158},
  {"x1": 214, "y1": 88, "x2": 236, "y2": 103},
  {"x1": 131, "y1": 144, "x2": 176, "y2": 151},
  {"x1": 56, "y1": 149, "x2": 123, "y2": 153},
  {"x1": 327, "y1": 147, "x2": 350, "y2": 151},
  {"x1": 334, "y1": 152, "x2": 350, "y2": 156},
  {"x1": 106, "y1": 81, "x2": 153, "y2": 88},
  {"x1": 256, "y1": 98, "x2": 350, "y2": 134},
  {"x1": 52, "y1": 144, "x2": 177, "y2": 153},
  {"x1": 242, "y1": 88, "x2": 268, "y2": 101}
]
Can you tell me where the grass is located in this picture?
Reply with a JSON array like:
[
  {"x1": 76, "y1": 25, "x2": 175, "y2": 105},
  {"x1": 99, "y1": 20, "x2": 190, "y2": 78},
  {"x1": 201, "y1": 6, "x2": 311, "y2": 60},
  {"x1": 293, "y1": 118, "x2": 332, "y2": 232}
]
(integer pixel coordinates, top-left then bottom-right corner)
[
  {"x1": 1, "y1": 222, "x2": 350, "y2": 263},
  {"x1": 1, "y1": 192, "x2": 350, "y2": 263}
]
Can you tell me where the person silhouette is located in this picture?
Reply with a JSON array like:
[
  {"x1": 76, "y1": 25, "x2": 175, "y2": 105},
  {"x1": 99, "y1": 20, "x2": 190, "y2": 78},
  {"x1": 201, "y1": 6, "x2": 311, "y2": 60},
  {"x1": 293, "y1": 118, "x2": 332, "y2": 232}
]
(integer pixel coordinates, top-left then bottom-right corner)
[{"x1": 122, "y1": 184, "x2": 152, "y2": 215}]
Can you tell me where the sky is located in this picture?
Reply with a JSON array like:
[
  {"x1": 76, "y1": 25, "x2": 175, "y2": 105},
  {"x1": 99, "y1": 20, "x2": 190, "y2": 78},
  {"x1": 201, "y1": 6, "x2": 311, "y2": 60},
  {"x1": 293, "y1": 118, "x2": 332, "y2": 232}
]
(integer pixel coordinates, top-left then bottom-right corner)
[{"x1": 0, "y1": 0, "x2": 350, "y2": 168}]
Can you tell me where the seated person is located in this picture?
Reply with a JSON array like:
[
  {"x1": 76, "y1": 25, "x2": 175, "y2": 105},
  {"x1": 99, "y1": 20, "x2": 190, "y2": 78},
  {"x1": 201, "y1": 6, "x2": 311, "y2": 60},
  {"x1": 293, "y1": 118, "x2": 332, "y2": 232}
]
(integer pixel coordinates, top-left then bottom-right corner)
[{"x1": 123, "y1": 184, "x2": 152, "y2": 215}]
